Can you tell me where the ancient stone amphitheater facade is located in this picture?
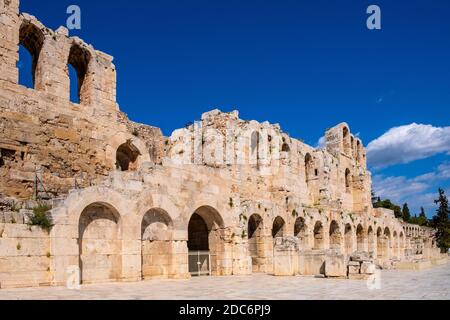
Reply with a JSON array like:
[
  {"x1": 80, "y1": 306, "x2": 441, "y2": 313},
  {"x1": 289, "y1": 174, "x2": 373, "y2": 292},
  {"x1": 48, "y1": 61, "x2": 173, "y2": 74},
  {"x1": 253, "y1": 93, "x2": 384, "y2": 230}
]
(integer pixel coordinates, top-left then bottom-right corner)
[{"x1": 0, "y1": 1, "x2": 445, "y2": 289}]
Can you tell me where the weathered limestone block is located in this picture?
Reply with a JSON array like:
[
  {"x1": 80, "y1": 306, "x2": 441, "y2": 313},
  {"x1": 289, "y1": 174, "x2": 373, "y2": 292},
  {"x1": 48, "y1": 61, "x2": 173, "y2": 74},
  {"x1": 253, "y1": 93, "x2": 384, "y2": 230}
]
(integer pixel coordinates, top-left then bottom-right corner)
[
  {"x1": 325, "y1": 253, "x2": 347, "y2": 278},
  {"x1": 348, "y1": 261, "x2": 361, "y2": 275},
  {"x1": 360, "y1": 262, "x2": 376, "y2": 275},
  {"x1": 273, "y1": 237, "x2": 299, "y2": 276},
  {"x1": 299, "y1": 250, "x2": 326, "y2": 276},
  {"x1": 0, "y1": 2, "x2": 441, "y2": 290},
  {"x1": 350, "y1": 251, "x2": 372, "y2": 263}
]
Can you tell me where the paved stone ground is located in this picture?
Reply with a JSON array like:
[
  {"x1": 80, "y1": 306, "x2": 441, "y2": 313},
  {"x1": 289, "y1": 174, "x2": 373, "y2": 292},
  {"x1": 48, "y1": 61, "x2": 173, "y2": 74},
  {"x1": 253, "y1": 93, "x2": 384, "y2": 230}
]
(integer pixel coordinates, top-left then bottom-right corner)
[{"x1": 1, "y1": 263, "x2": 449, "y2": 300}]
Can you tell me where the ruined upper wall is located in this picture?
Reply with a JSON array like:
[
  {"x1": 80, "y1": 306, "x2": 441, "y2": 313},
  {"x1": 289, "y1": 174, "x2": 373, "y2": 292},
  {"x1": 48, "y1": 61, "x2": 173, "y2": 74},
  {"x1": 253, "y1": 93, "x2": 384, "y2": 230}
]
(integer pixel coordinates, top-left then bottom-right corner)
[
  {"x1": 0, "y1": 2, "x2": 166, "y2": 199},
  {"x1": 1, "y1": 0, "x2": 117, "y2": 110},
  {"x1": 1, "y1": 2, "x2": 372, "y2": 215},
  {"x1": 165, "y1": 109, "x2": 372, "y2": 214}
]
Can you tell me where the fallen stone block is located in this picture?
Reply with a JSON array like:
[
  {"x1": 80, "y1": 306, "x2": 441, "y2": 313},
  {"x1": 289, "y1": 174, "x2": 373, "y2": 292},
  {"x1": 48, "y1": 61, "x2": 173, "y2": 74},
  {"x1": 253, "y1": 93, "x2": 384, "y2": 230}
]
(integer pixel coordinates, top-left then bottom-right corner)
[
  {"x1": 350, "y1": 251, "x2": 372, "y2": 262},
  {"x1": 325, "y1": 254, "x2": 347, "y2": 278},
  {"x1": 348, "y1": 265, "x2": 360, "y2": 275},
  {"x1": 361, "y1": 262, "x2": 376, "y2": 274},
  {"x1": 348, "y1": 274, "x2": 371, "y2": 280}
]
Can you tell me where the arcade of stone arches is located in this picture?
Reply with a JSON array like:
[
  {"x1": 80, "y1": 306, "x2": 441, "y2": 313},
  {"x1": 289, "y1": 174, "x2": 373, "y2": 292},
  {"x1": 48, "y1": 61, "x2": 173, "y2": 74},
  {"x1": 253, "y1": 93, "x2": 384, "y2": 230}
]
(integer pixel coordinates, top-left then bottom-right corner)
[{"x1": 75, "y1": 201, "x2": 407, "y2": 284}]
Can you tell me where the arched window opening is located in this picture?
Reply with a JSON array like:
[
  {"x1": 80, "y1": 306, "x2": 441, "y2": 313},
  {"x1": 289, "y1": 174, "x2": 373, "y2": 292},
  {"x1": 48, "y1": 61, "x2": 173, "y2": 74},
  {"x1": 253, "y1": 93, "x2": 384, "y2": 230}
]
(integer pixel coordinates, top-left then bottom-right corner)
[
  {"x1": 351, "y1": 136, "x2": 355, "y2": 157},
  {"x1": 18, "y1": 22, "x2": 44, "y2": 89},
  {"x1": 345, "y1": 168, "x2": 352, "y2": 191},
  {"x1": 305, "y1": 153, "x2": 314, "y2": 183},
  {"x1": 116, "y1": 141, "x2": 141, "y2": 171},
  {"x1": 281, "y1": 143, "x2": 290, "y2": 153},
  {"x1": 68, "y1": 44, "x2": 91, "y2": 104},
  {"x1": 356, "y1": 140, "x2": 362, "y2": 163},
  {"x1": 250, "y1": 131, "x2": 262, "y2": 168},
  {"x1": 343, "y1": 127, "x2": 351, "y2": 155}
]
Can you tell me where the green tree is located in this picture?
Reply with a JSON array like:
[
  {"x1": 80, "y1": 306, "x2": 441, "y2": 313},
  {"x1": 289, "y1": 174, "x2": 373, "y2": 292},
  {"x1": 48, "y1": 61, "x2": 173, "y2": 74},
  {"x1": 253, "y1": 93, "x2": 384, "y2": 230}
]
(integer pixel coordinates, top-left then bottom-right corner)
[
  {"x1": 402, "y1": 203, "x2": 411, "y2": 222},
  {"x1": 417, "y1": 207, "x2": 429, "y2": 226},
  {"x1": 431, "y1": 189, "x2": 450, "y2": 253}
]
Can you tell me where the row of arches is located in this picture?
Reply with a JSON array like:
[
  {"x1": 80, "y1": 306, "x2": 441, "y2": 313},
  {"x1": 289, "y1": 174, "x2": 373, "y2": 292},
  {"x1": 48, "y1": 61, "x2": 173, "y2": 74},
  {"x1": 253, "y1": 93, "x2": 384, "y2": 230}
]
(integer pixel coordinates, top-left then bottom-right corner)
[
  {"x1": 18, "y1": 21, "x2": 90, "y2": 104},
  {"x1": 248, "y1": 215, "x2": 406, "y2": 272},
  {"x1": 78, "y1": 203, "x2": 226, "y2": 284},
  {"x1": 76, "y1": 199, "x2": 408, "y2": 284}
]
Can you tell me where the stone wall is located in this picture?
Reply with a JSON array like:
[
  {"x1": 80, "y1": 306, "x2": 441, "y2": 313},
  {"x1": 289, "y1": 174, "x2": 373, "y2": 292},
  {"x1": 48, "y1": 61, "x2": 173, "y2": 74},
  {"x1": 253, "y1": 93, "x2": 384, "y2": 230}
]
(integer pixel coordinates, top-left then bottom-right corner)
[
  {"x1": 0, "y1": 2, "x2": 446, "y2": 289},
  {"x1": 0, "y1": 223, "x2": 51, "y2": 289}
]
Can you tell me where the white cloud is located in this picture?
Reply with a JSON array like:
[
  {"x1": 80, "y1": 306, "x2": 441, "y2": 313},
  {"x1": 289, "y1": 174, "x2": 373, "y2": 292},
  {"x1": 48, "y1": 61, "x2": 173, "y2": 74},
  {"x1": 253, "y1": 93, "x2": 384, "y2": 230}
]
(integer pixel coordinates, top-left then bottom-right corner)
[
  {"x1": 372, "y1": 175, "x2": 429, "y2": 204},
  {"x1": 367, "y1": 123, "x2": 450, "y2": 169},
  {"x1": 317, "y1": 136, "x2": 326, "y2": 149},
  {"x1": 372, "y1": 162, "x2": 450, "y2": 217}
]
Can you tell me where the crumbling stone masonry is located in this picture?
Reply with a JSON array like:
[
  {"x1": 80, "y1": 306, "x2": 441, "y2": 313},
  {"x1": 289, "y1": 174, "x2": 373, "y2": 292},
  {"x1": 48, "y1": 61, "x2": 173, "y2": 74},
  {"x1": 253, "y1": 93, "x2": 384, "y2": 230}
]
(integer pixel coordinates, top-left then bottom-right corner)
[{"x1": 0, "y1": 1, "x2": 447, "y2": 289}]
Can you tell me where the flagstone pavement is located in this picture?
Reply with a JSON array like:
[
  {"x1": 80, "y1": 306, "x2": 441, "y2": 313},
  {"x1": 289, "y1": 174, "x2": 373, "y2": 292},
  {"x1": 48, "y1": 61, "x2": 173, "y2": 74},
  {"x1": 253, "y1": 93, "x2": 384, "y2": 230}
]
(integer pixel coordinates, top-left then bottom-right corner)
[{"x1": 1, "y1": 263, "x2": 449, "y2": 300}]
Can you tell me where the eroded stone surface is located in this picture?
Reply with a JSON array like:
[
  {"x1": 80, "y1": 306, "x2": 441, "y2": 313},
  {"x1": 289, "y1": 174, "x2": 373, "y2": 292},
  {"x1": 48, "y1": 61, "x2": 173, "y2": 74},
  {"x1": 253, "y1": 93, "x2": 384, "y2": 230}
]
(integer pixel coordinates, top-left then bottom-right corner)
[{"x1": 0, "y1": 1, "x2": 444, "y2": 289}]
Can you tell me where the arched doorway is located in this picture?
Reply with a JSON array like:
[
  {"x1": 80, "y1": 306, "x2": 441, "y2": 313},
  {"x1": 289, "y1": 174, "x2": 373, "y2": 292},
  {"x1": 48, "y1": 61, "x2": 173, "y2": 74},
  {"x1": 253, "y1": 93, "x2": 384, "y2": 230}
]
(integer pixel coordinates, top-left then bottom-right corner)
[
  {"x1": 329, "y1": 220, "x2": 342, "y2": 251},
  {"x1": 384, "y1": 227, "x2": 391, "y2": 259},
  {"x1": 79, "y1": 203, "x2": 121, "y2": 284},
  {"x1": 272, "y1": 216, "x2": 285, "y2": 238},
  {"x1": 305, "y1": 153, "x2": 314, "y2": 186},
  {"x1": 187, "y1": 206, "x2": 225, "y2": 276},
  {"x1": 377, "y1": 227, "x2": 383, "y2": 259},
  {"x1": 248, "y1": 214, "x2": 265, "y2": 273},
  {"x1": 344, "y1": 224, "x2": 353, "y2": 256},
  {"x1": 313, "y1": 221, "x2": 324, "y2": 250},
  {"x1": 399, "y1": 232, "x2": 405, "y2": 258},
  {"x1": 368, "y1": 226, "x2": 375, "y2": 254},
  {"x1": 392, "y1": 231, "x2": 398, "y2": 258},
  {"x1": 141, "y1": 208, "x2": 173, "y2": 279},
  {"x1": 356, "y1": 224, "x2": 365, "y2": 252},
  {"x1": 250, "y1": 131, "x2": 262, "y2": 168},
  {"x1": 294, "y1": 217, "x2": 308, "y2": 249},
  {"x1": 345, "y1": 168, "x2": 352, "y2": 191}
]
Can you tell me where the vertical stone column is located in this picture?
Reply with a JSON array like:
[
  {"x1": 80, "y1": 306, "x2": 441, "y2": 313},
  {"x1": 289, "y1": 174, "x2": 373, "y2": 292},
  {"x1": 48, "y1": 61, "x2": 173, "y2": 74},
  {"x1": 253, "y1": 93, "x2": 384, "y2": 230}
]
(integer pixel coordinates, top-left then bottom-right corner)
[
  {"x1": 49, "y1": 206, "x2": 80, "y2": 287},
  {"x1": 231, "y1": 233, "x2": 252, "y2": 276},
  {"x1": 0, "y1": 0, "x2": 20, "y2": 83},
  {"x1": 117, "y1": 213, "x2": 141, "y2": 283},
  {"x1": 87, "y1": 51, "x2": 117, "y2": 111},
  {"x1": 37, "y1": 27, "x2": 72, "y2": 98},
  {"x1": 169, "y1": 240, "x2": 190, "y2": 279}
]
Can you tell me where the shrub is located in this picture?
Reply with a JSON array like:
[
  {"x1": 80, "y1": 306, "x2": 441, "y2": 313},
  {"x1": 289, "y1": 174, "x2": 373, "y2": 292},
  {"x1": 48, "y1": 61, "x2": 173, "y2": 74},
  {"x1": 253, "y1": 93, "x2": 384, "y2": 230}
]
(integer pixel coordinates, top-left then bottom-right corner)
[{"x1": 28, "y1": 203, "x2": 54, "y2": 233}]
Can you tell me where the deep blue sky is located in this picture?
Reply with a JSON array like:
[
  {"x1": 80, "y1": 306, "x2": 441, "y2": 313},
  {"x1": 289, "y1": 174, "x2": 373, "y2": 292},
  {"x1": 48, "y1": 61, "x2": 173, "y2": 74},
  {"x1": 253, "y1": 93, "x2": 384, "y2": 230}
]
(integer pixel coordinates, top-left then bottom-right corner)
[{"x1": 18, "y1": 0, "x2": 450, "y2": 216}]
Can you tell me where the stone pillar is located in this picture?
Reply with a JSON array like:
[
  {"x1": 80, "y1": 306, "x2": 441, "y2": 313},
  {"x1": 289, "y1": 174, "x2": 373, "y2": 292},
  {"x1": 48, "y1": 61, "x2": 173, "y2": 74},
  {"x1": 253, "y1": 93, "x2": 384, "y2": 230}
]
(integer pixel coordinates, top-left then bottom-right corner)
[
  {"x1": 232, "y1": 243, "x2": 252, "y2": 276},
  {"x1": 49, "y1": 206, "x2": 81, "y2": 287},
  {"x1": 169, "y1": 240, "x2": 190, "y2": 279},
  {"x1": 0, "y1": 0, "x2": 20, "y2": 83},
  {"x1": 36, "y1": 27, "x2": 71, "y2": 98}
]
